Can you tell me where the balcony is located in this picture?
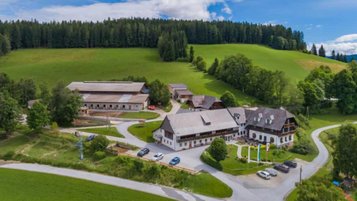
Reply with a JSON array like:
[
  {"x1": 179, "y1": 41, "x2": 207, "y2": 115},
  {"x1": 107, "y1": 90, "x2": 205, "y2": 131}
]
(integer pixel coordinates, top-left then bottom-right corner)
[{"x1": 177, "y1": 130, "x2": 235, "y2": 142}]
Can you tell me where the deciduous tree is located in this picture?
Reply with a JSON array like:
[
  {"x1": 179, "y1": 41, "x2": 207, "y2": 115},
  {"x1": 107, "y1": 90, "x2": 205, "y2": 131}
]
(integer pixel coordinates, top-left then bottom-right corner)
[
  {"x1": 208, "y1": 138, "x2": 227, "y2": 162},
  {"x1": 0, "y1": 92, "x2": 21, "y2": 136},
  {"x1": 220, "y1": 91, "x2": 237, "y2": 107},
  {"x1": 27, "y1": 102, "x2": 50, "y2": 131}
]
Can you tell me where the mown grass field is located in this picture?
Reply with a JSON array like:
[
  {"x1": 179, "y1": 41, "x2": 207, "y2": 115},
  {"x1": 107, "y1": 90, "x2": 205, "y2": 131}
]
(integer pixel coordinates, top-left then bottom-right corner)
[
  {"x1": 0, "y1": 168, "x2": 172, "y2": 201},
  {"x1": 119, "y1": 111, "x2": 160, "y2": 119},
  {"x1": 193, "y1": 44, "x2": 346, "y2": 84},
  {"x1": 0, "y1": 45, "x2": 346, "y2": 104},
  {"x1": 0, "y1": 48, "x2": 255, "y2": 104}
]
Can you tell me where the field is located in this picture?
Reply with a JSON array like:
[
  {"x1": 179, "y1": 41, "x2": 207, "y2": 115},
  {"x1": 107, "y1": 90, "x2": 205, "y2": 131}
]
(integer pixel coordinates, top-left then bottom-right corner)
[
  {"x1": 193, "y1": 44, "x2": 346, "y2": 84},
  {"x1": 0, "y1": 48, "x2": 255, "y2": 104},
  {"x1": 0, "y1": 168, "x2": 172, "y2": 201},
  {"x1": 78, "y1": 127, "x2": 123, "y2": 138},
  {"x1": 0, "y1": 45, "x2": 346, "y2": 105},
  {"x1": 128, "y1": 121, "x2": 163, "y2": 142}
]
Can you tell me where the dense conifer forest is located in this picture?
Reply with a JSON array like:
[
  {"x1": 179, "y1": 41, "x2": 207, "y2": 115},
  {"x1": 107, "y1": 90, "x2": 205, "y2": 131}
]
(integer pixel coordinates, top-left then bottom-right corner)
[{"x1": 0, "y1": 18, "x2": 306, "y2": 55}]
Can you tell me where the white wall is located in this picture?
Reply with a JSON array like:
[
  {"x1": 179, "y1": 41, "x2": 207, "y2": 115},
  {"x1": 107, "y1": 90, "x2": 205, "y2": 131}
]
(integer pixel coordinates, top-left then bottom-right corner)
[{"x1": 248, "y1": 129, "x2": 294, "y2": 146}]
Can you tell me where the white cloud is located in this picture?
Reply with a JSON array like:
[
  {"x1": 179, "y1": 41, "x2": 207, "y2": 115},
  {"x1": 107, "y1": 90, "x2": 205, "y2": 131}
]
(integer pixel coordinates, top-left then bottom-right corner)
[
  {"x1": 310, "y1": 33, "x2": 357, "y2": 56},
  {"x1": 335, "y1": 34, "x2": 357, "y2": 43},
  {"x1": 2, "y1": 0, "x2": 233, "y2": 21}
]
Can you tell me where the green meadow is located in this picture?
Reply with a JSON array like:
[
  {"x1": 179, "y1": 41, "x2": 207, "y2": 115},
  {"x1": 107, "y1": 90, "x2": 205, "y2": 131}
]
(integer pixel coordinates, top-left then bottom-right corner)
[
  {"x1": 193, "y1": 44, "x2": 346, "y2": 84},
  {"x1": 0, "y1": 44, "x2": 345, "y2": 104},
  {"x1": 0, "y1": 168, "x2": 172, "y2": 201}
]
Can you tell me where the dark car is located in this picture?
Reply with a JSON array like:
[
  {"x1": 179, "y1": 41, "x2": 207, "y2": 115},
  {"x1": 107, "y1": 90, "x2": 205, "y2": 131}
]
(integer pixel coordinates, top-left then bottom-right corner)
[
  {"x1": 169, "y1": 157, "x2": 180, "y2": 165},
  {"x1": 284, "y1": 160, "x2": 297, "y2": 168},
  {"x1": 137, "y1": 148, "x2": 150, "y2": 157},
  {"x1": 86, "y1": 134, "x2": 96, "y2": 141},
  {"x1": 274, "y1": 163, "x2": 290, "y2": 173}
]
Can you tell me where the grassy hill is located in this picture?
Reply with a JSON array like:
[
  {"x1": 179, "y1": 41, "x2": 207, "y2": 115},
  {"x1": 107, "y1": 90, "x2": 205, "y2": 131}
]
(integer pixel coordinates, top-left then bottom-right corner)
[
  {"x1": 0, "y1": 44, "x2": 346, "y2": 104},
  {"x1": 192, "y1": 44, "x2": 346, "y2": 84}
]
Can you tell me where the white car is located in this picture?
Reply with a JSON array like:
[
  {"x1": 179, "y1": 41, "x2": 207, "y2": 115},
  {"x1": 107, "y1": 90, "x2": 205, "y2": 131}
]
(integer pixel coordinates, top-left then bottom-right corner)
[
  {"x1": 152, "y1": 153, "x2": 164, "y2": 161},
  {"x1": 265, "y1": 168, "x2": 278, "y2": 176},
  {"x1": 257, "y1": 170, "x2": 271, "y2": 180}
]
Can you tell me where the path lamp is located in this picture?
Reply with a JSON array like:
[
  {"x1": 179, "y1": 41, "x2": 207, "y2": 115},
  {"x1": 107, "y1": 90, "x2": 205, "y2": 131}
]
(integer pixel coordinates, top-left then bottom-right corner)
[{"x1": 300, "y1": 165, "x2": 303, "y2": 184}]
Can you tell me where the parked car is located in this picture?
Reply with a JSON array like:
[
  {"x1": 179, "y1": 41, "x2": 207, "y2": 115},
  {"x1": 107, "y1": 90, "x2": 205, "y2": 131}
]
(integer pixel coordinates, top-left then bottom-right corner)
[
  {"x1": 274, "y1": 163, "x2": 290, "y2": 173},
  {"x1": 169, "y1": 157, "x2": 180, "y2": 165},
  {"x1": 148, "y1": 105, "x2": 156, "y2": 110},
  {"x1": 284, "y1": 160, "x2": 297, "y2": 168},
  {"x1": 265, "y1": 168, "x2": 278, "y2": 176},
  {"x1": 137, "y1": 148, "x2": 150, "y2": 157},
  {"x1": 257, "y1": 170, "x2": 271, "y2": 180},
  {"x1": 86, "y1": 134, "x2": 96, "y2": 141},
  {"x1": 152, "y1": 153, "x2": 164, "y2": 161}
]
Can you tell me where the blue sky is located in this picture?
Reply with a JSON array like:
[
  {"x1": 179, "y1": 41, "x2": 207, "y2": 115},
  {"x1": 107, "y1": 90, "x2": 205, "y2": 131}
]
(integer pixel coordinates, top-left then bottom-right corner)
[{"x1": 1, "y1": 0, "x2": 356, "y2": 54}]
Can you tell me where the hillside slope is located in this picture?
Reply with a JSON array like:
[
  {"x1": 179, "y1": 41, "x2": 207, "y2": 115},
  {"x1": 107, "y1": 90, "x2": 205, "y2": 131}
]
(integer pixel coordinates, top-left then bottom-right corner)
[
  {"x1": 0, "y1": 44, "x2": 346, "y2": 104},
  {"x1": 193, "y1": 44, "x2": 346, "y2": 84},
  {"x1": 0, "y1": 48, "x2": 255, "y2": 104}
]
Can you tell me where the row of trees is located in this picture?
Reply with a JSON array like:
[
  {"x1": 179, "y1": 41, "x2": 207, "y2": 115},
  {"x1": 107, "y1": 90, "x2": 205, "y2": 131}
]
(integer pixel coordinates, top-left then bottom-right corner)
[
  {"x1": 207, "y1": 54, "x2": 289, "y2": 106},
  {"x1": 0, "y1": 33, "x2": 11, "y2": 56},
  {"x1": 331, "y1": 50, "x2": 348, "y2": 62},
  {"x1": 298, "y1": 61, "x2": 357, "y2": 114},
  {"x1": 0, "y1": 73, "x2": 82, "y2": 137},
  {"x1": 157, "y1": 31, "x2": 187, "y2": 61},
  {"x1": 0, "y1": 19, "x2": 306, "y2": 53},
  {"x1": 310, "y1": 44, "x2": 326, "y2": 57}
]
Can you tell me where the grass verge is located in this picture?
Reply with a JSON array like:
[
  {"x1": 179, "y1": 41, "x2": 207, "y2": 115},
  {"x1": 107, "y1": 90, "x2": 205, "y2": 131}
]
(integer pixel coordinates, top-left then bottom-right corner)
[
  {"x1": 119, "y1": 111, "x2": 160, "y2": 120},
  {"x1": 128, "y1": 121, "x2": 162, "y2": 143},
  {"x1": 78, "y1": 127, "x2": 123, "y2": 138}
]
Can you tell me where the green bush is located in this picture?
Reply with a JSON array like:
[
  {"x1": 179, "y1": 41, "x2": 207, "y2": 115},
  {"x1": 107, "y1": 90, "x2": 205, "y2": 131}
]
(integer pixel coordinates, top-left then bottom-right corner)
[
  {"x1": 93, "y1": 151, "x2": 106, "y2": 161},
  {"x1": 290, "y1": 140, "x2": 314, "y2": 155},
  {"x1": 3, "y1": 151, "x2": 15, "y2": 160},
  {"x1": 200, "y1": 151, "x2": 223, "y2": 170},
  {"x1": 89, "y1": 135, "x2": 109, "y2": 153}
]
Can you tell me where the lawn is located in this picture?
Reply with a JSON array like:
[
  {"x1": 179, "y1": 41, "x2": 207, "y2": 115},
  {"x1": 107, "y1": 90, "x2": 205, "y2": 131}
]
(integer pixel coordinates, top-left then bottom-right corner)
[
  {"x1": 193, "y1": 44, "x2": 346, "y2": 84},
  {"x1": 119, "y1": 111, "x2": 160, "y2": 120},
  {"x1": 0, "y1": 48, "x2": 255, "y2": 105},
  {"x1": 201, "y1": 145, "x2": 268, "y2": 175},
  {"x1": 0, "y1": 130, "x2": 231, "y2": 198},
  {"x1": 128, "y1": 121, "x2": 162, "y2": 142},
  {"x1": 240, "y1": 146, "x2": 293, "y2": 163},
  {"x1": 78, "y1": 127, "x2": 123, "y2": 138},
  {"x1": 0, "y1": 168, "x2": 172, "y2": 201}
]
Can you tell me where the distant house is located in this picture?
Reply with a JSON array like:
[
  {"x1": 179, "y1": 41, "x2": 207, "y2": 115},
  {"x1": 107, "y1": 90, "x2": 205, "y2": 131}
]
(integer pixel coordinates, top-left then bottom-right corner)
[
  {"x1": 67, "y1": 81, "x2": 149, "y2": 111},
  {"x1": 168, "y1": 83, "x2": 193, "y2": 103},
  {"x1": 187, "y1": 95, "x2": 224, "y2": 111},
  {"x1": 154, "y1": 107, "x2": 297, "y2": 151}
]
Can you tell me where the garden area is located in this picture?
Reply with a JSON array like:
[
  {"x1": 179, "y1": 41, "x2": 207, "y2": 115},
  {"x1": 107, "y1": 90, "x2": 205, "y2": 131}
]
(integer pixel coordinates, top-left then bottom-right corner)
[
  {"x1": 201, "y1": 144, "x2": 269, "y2": 175},
  {"x1": 240, "y1": 145, "x2": 293, "y2": 163},
  {"x1": 128, "y1": 121, "x2": 162, "y2": 143},
  {"x1": 0, "y1": 128, "x2": 232, "y2": 198},
  {"x1": 78, "y1": 127, "x2": 123, "y2": 138}
]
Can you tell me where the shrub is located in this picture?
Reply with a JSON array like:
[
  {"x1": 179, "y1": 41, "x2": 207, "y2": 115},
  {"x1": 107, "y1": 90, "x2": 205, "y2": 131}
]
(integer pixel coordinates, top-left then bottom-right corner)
[
  {"x1": 208, "y1": 138, "x2": 227, "y2": 162},
  {"x1": 200, "y1": 151, "x2": 223, "y2": 170},
  {"x1": 93, "y1": 151, "x2": 106, "y2": 161},
  {"x1": 290, "y1": 140, "x2": 314, "y2": 155},
  {"x1": 2, "y1": 151, "x2": 15, "y2": 160},
  {"x1": 239, "y1": 157, "x2": 247, "y2": 163},
  {"x1": 89, "y1": 135, "x2": 109, "y2": 153}
]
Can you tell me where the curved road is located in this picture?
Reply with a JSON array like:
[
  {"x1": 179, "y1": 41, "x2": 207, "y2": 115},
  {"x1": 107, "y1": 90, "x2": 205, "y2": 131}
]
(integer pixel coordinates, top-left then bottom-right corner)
[{"x1": 1, "y1": 122, "x2": 356, "y2": 201}]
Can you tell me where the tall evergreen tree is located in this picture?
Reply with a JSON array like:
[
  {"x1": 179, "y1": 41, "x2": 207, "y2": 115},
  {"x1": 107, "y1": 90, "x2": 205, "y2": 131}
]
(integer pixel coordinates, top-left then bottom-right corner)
[
  {"x1": 208, "y1": 58, "x2": 219, "y2": 75},
  {"x1": 310, "y1": 44, "x2": 317, "y2": 55},
  {"x1": 331, "y1": 50, "x2": 336, "y2": 60},
  {"x1": 318, "y1": 45, "x2": 326, "y2": 57},
  {"x1": 189, "y1": 46, "x2": 195, "y2": 62}
]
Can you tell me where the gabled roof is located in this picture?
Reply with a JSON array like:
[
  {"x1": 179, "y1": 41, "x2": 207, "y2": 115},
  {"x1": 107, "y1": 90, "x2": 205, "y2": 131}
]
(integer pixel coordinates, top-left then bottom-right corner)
[
  {"x1": 175, "y1": 89, "x2": 193, "y2": 96},
  {"x1": 67, "y1": 81, "x2": 145, "y2": 93},
  {"x1": 190, "y1": 95, "x2": 221, "y2": 109},
  {"x1": 82, "y1": 94, "x2": 148, "y2": 103},
  {"x1": 245, "y1": 107, "x2": 295, "y2": 131},
  {"x1": 168, "y1": 83, "x2": 187, "y2": 90},
  {"x1": 161, "y1": 109, "x2": 238, "y2": 136},
  {"x1": 227, "y1": 107, "x2": 246, "y2": 124}
]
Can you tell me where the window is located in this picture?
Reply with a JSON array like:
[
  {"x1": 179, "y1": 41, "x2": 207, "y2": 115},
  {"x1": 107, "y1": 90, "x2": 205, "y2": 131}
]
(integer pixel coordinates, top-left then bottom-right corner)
[
  {"x1": 259, "y1": 135, "x2": 262, "y2": 140},
  {"x1": 184, "y1": 143, "x2": 187, "y2": 146},
  {"x1": 270, "y1": 137, "x2": 274, "y2": 143},
  {"x1": 252, "y1": 133, "x2": 256, "y2": 139},
  {"x1": 180, "y1": 143, "x2": 182, "y2": 147},
  {"x1": 289, "y1": 135, "x2": 292, "y2": 141},
  {"x1": 280, "y1": 137, "x2": 283, "y2": 143}
]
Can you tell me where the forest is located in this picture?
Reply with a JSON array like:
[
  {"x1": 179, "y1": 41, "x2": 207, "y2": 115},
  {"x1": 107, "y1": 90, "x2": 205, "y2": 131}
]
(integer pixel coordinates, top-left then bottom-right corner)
[{"x1": 0, "y1": 18, "x2": 306, "y2": 56}]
